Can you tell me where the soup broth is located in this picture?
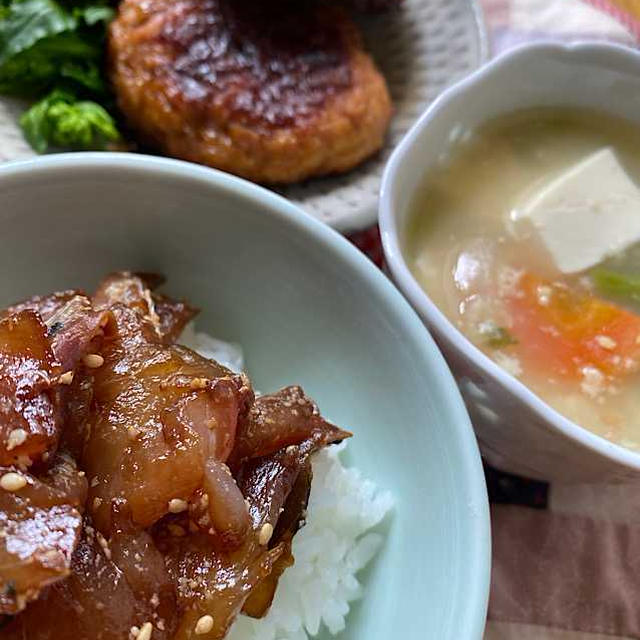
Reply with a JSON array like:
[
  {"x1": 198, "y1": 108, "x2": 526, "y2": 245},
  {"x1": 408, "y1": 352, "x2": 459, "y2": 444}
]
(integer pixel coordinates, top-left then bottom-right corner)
[{"x1": 407, "y1": 107, "x2": 640, "y2": 450}]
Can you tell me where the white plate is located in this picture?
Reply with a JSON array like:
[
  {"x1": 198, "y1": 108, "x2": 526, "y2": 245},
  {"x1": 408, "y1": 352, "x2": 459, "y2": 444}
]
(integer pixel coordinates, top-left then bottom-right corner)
[{"x1": 0, "y1": 0, "x2": 488, "y2": 232}]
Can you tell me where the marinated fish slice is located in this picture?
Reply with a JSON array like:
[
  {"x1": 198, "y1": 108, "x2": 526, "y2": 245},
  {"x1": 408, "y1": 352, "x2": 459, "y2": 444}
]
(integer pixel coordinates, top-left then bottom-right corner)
[
  {"x1": 94, "y1": 272, "x2": 159, "y2": 322},
  {"x1": 236, "y1": 445, "x2": 311, "y2": 532},
  {"x1": 2, "y1": 291, "x2": 80, "y2": 321},
  {"x1": 229, "y1": 385, "x2": 351, "y2": 467},
  {"x1": 4, "y1": 517, "x2": 178, "y2": 640},
  {"x1": 184, "y1": 386, "x2": 348, "y2": 543},
  {"x1": 1, "y1": 291, "x2": 113, "y2": 463},
  {"x1": 158, "y1": 438, "x2": 329, "y2": 635},
  {"x1": 45, "y1": 295, "x2": 113, "y2": 372},
  {"x1": 94, "y1": 272, "x2": 197, "y2": 344},
  {"x1": 0, "y1": 311, "x2": 62, "y2": 467},
  {"x1": 135, "y1": 272, "x2": 200, "y2": 345},
  {"x1": 235, "y1": 433, "x2": 333, "y2": 539},
  {"x1": 232, "y1": 401, "x2": 350, "y2": 618},
  {"x1": 1, "y1": 289, "x2": 113, "y2": 379},
  {"x1": 153, "y1": 293, "x2": 199, "y2": 345},
  {"x1": 0, "y1": 454, "x2": 87, "y2": 614},
  {"x1": 150, "y1": 391, "x2": 344, "y2": 635},
  {"x1": 201, "y1": 459, "x2": 251, "y2": 549},
  {"x1": 83, "y1": 305, "x2": 253, "y2": 534},
  {"x1": 109, "y1": 509, "x2": 178, "y2": 636},
  {"x1": 168, "y1": 426, "x2": 344, "y2": 632},
  {"x1": 242, "y1": 461, "x2": 312, "y2": 618},
  {"x1": 157, "y1": 526, "x2": 285, "y2": 640},
  {"x1": 59, "y1": 370, "x2": 96, "y2": 461}
]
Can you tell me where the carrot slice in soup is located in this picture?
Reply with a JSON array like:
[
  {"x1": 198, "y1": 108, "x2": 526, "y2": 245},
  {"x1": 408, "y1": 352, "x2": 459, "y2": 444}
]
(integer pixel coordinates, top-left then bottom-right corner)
[{"x1": 505, "y1": 273, "x2": 640, "y2": 381}]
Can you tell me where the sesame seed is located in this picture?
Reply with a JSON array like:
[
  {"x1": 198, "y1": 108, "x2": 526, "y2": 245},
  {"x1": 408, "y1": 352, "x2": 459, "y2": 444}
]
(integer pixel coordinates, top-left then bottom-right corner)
[
  {"x1": 595, "y1": 335, "x2": 617, "y2": 350},
  {"x1": 96, "y1": 532, "x2": 112, "y2": 559},
  {"x1": 58, "y1": 371, "x2": 74, "y2": 385},
  {"x1": 168, "y1": 498, "x2": 188, "y2": 514},
  {"x1": 194, "y1": 615, "x2": 214, "y2": 635},
  {"x1": 137, "y1": 622, "x2": 153, "y2": 640},
  {"x1": 83, "y1": 353, "x2": 104, "y2": 368},
  {"x1": 0, "y1": 472, "x2": 27, "y2": 492},
  {"x1": 6, "y1": 429, "x2": 27, "y2": 451},
  {"x1": 258, "y1": 523, "x2": 273, "y2": 546},
  {"x1": 93, "y1": 497, "x2": 103, "y2": 511},
  {"x1": 190, "y1": 377, "x2": 209, "y2": 390},
  {"x1": 128, "y1": 426, "x2": 140, "y2": 441},
  {"x1": 130, "y1": 627, "x2": 140, "y2": 639}
]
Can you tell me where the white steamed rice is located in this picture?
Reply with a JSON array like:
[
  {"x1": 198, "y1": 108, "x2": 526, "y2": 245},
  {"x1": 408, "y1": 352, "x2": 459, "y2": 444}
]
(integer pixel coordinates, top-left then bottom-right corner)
[
  {"x1": 180, "y1": 325, "x2": 393, "y2": 640},
  {"x1": 180, "y1": 324, "x2": 246, "y2": 374}
]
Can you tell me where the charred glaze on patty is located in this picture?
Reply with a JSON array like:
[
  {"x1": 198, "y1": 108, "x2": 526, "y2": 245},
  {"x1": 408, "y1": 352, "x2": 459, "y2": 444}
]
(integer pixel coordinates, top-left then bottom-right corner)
[{"x1": 108, "y1": 0, "x2": 392, "y2": 183}]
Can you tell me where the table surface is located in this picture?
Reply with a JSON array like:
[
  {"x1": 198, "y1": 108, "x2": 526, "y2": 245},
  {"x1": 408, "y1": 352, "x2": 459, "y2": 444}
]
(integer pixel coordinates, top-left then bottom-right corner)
[{"x1": 1, "y1": 1, "x2": 640, "y2": 638}]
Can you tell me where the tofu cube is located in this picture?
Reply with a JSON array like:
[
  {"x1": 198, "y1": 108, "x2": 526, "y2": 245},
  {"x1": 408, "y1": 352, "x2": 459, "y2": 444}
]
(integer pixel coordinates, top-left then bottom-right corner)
[{"x1": 515, "y1": 148, "x2": 640, "y2": 274}]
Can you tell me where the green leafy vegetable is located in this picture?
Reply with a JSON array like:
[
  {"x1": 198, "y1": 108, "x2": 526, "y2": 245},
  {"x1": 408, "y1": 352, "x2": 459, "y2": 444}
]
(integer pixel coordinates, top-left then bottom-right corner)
[
  {"x1": 477, "y1": 321, "x2": 518, "y2": 348},
  {"x1": 20, "y1": 88, "x2": 118, "y2": 151},
  {"x1": 591, "y1": 268, "x2": 640, "y2": 304},
  {"x1": 0, "y1": 0, "x2": 77, "y2": 66},
  {"x1": 0, "y1": 0, "x2": 120, "y2": 151},
  {"x1": 0, "y1": 0, "x2": 113, "y2": 95}
]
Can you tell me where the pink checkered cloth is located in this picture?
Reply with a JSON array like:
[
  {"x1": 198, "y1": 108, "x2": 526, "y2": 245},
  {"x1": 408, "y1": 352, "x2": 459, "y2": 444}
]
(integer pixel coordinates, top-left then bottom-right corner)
[
  {"x1": 350, "y1": 3, "x2": 640, "y2": 639},
  {"x1": 482, "y1": 0, "x2": 640, "y2": 53}
]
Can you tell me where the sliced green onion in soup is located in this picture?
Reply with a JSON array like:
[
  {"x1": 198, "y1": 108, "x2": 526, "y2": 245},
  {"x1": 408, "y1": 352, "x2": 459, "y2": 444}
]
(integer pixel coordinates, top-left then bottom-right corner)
[
  {"x1": 477, "y1": 321, "x2": 518, "y2": 348},
  {"x1": 591, "y1": 269, "x2": 640, "y2": 305}
]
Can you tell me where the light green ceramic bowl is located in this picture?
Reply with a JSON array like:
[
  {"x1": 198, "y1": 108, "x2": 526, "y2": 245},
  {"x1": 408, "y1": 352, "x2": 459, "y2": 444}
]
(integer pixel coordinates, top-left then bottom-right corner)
[{"x1": 0, "y1": 153, "x2": 490, "y2": 639}]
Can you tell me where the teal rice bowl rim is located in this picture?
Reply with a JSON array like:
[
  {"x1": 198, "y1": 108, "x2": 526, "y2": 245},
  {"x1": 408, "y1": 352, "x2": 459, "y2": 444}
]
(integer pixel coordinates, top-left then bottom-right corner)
[{"x1": 0, "y1": 151, "x2": 491, "y2": 638}]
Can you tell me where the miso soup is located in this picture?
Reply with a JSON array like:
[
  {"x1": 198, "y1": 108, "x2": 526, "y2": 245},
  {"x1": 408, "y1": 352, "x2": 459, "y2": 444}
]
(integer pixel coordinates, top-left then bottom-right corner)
[{"x1": 407, "y1": 107, "x2": 640, "y2": 450}]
